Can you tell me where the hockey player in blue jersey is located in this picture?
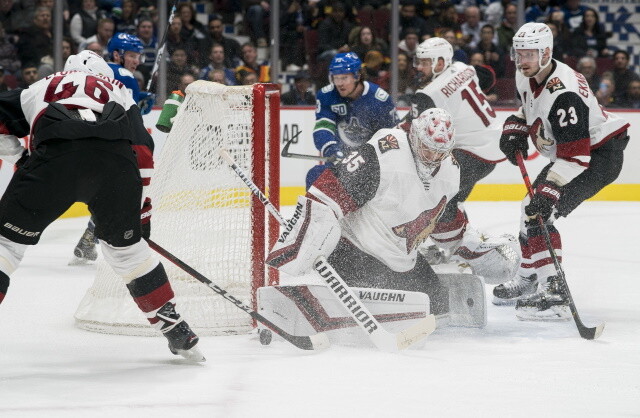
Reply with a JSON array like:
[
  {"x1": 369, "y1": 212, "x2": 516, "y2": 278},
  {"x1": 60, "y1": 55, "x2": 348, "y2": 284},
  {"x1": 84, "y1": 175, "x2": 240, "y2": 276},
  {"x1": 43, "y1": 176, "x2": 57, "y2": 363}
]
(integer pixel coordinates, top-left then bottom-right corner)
[
  {"x1": 107, "y1": 33, "x2": 155, "y2": 116},
  {"x1": 306, "y1": 52, "x2": 398, "y2": 188}
]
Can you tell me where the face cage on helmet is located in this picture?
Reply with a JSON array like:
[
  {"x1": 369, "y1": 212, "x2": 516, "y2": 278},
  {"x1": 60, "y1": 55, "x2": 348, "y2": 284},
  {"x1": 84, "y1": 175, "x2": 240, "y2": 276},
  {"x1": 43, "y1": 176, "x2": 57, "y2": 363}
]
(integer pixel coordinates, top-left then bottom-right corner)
[
  {"x1": 510, "y1": 46, "x2": 550, "y2": 74},
  {"x1": 413, "y1": 55, "x2": 447, "y2": 78}
]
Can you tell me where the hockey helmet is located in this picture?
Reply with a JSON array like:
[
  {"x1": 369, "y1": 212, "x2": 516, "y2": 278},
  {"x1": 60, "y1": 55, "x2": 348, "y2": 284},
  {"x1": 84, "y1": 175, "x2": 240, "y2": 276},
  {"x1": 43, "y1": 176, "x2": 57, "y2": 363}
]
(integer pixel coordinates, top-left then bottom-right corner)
[
  {"x1": 329, "y1": 52, "x2": 362, "y2": 78},
  {"x1": 409, "y1": 108, "x2": 455, "y2": 178},
  {"x1": 108, "y1": 33, "x2": 145, "y2": 62},
  {"x1": 64, "y1": 50, "x2": 114, "y2": 78},
  {"x1": 414, "y1": 37, "x2": 453, "y2": 78},
  {"x1": 510, "y1": 22, "x2": 553, "y2": 75}
]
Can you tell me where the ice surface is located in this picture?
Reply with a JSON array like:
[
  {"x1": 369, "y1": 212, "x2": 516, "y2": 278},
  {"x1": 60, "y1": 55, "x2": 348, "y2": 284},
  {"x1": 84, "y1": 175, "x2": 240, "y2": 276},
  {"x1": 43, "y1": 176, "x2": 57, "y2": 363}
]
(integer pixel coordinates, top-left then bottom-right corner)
[{"x1": 0, "y1": 202, "x2": 638, "y2": 417}]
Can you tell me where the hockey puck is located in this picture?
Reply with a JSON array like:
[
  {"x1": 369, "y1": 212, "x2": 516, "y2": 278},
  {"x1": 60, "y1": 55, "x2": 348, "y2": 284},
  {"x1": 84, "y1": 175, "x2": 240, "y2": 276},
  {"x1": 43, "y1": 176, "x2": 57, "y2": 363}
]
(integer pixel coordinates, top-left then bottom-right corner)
[
  {"x1": 259, "y1": 329, "x2": 272, "y2": 345},
  {"x1": 467, "y1": 298, "x2": 474, "y2": 307}
]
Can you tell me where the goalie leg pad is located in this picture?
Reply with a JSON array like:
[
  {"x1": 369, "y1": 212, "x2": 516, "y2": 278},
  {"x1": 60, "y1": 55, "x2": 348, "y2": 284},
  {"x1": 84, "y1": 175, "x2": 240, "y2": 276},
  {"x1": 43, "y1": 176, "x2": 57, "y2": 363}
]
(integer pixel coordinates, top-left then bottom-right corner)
[
  {"x1": 266, "y1": 196, "x2": 341, "y2": 276},
  {"x1": 436, "y1": 273, "x2": 487, "y2": 328}
]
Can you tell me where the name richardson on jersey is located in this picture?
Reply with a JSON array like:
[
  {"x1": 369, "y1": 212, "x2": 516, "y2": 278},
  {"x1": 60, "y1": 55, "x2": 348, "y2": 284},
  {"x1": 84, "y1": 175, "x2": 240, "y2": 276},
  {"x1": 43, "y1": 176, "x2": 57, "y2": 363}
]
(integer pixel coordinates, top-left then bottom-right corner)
[{"x1": 439, "y1": 67, "x2": 475, "y2": 98}]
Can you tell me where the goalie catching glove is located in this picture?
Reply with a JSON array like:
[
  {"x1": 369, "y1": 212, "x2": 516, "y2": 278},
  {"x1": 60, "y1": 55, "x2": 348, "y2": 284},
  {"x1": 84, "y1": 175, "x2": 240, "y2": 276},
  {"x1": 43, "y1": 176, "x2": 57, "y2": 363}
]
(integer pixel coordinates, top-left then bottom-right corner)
[{"x1": 266, "y1": 196, "x2": 341, "y2": 277}]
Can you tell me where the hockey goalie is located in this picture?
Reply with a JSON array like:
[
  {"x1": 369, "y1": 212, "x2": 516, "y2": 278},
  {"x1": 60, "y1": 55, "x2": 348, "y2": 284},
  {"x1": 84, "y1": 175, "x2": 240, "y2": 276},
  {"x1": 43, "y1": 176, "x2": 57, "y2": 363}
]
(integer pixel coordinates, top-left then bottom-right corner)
[{"x1": 260, "y1": 109, "x2": 513, "y2": 345}]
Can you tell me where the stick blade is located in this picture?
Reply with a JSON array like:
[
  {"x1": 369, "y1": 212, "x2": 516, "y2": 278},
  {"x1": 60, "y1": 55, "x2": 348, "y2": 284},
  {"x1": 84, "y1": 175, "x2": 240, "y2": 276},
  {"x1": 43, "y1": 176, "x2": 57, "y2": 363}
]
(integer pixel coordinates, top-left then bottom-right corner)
[
  {"x1": 309, "y1": 332, "x2": 331, "y2": 350},
  {"x1": 395, "y1": 314, "x2": 436, "y2": 350},
  {"x1": 579, "y1": 322, "x2": 605, "y2": 340}
]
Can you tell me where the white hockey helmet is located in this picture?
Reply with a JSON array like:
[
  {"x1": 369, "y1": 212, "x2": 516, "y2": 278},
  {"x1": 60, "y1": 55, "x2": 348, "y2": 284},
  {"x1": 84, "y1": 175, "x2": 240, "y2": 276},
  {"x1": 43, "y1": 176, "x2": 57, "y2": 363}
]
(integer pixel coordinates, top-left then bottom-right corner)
[
  {"x1": 510, "y1": 22, "x2": 553, "y2": 75},
  {"x1": 414, "y1": 37, "x2": 453, "y2": 78},
  {"x1": 409, "y1": 108, "x2": 455, "y2": 178},
  {"x1": 64, "y1": 50, "x2": 114, "y2": 78}
]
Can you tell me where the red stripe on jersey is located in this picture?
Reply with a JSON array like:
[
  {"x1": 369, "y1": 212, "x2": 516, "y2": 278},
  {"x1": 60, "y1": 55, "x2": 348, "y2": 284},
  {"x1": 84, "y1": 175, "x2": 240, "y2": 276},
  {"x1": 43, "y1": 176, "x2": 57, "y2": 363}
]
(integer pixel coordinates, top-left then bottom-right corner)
[
  {"x1": 131, "y1": 144, "x2": 154, "y2": 170},
  {"x1": 0, "y1": 292, "x2": 4, "y2": 304},
  {"x1": 313, "y1": 167, "x2": 359, "y2": 216},
  {"x1": 556, "y1": 137, "x2": 590, "y2": 163},
  {"x1": 433, "y1": 208, "x2": 467, "y2": 235},
  {"x1": 521, "y1": 256, "x2": 561, "y2": 269},
  {"x1": 591, "y1": 124, "x2": 630, "y2": 150},
  {"x1": 131, "y1": 281, "x2": 175, "y2": 313},
  {"x1": 526, "y1": 231, "x2": 561, "y2": 258}
]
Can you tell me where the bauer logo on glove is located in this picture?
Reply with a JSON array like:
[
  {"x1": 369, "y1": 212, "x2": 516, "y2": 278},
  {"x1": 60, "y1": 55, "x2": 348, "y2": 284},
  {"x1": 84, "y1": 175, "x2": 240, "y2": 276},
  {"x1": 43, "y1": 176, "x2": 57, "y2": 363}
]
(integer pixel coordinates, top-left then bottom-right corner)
[{"x1": 266, "y1": 196, "x2": 341, "y2": 277}]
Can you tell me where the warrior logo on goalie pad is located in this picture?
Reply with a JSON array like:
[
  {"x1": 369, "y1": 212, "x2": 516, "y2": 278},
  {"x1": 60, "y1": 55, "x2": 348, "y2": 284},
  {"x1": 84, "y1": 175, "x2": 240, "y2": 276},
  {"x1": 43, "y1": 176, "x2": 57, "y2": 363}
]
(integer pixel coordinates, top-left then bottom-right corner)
[{"x1": 392, "y1": 196, "x2": 447, "y2": 253}]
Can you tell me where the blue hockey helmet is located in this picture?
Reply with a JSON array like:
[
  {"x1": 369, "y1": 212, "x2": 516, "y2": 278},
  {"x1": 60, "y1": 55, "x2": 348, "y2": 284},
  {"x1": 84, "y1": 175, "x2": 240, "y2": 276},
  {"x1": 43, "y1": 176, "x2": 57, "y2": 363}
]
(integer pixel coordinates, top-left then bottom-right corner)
[
  {"x1": 108, "y1": 33, "x2": 144, "y2": 60},
  {"x1": 329, "y1": 52, "x2": 362, "y2": 78}
]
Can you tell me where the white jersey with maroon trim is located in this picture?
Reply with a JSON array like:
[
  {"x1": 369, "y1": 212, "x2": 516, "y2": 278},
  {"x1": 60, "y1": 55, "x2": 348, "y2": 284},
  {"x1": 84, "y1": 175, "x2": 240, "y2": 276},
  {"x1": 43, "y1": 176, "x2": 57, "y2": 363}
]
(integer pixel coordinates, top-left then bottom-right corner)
[
  {"x1": 19, "y1": 70, "x2": 136, "y2": 129},
  {"x1": 516, "y1": 60, "x2": 629, "y2": 184},
  {"x1": 412, "y1": 62, "x2": 504, "y2": 162},
  {"x1": 308, "y1": 128, "x2": 460, "y2": 272}
]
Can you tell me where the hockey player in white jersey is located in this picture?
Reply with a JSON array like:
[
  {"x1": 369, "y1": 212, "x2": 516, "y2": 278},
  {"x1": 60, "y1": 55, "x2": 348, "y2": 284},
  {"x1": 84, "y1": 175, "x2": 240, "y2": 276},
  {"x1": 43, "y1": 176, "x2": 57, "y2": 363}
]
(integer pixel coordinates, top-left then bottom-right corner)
[
  {"x1": 266, "y1": 108, "x2": 460, "y2": 315},
  {"x1": 406, "y1": 37, "x2": 518, "y2": 284},
  {"x1": 493, "y1": 23, "x2": 630, "y2": 320},
  {"x1": 0, "y1": 51, "x2": 203, "y2": 361}
]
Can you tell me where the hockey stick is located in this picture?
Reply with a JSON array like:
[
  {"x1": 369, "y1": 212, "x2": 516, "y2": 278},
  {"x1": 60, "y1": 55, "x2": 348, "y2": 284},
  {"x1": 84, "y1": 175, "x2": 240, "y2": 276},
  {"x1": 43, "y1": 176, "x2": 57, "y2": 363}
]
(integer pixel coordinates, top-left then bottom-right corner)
[
  {"x1": 219, "y1": 148, "x2": 436, "y2": 352},
  {"x1": 145, "y1": 0, "x2": 179, "y2": 93},
  {"x1": 147, "y1": 238, "x2": 330, "y2": 350},
  {"x1": 281, "y1": 134, "x2": 336, "y2": 162},
  {"x1": 516, "y1": 152, "x2": 604, "y2": 340}
]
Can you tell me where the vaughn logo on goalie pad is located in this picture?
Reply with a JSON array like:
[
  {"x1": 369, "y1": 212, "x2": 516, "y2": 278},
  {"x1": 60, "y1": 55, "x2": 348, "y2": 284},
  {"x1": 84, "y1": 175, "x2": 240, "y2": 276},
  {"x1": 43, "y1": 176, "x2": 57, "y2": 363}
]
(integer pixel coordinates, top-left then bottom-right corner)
[
  {"x1": 359, "y1": 291, "x2": 406, "y2": 302},
  {"x1": 277, "y1": 202, "x2": 304, "y2": 244}
]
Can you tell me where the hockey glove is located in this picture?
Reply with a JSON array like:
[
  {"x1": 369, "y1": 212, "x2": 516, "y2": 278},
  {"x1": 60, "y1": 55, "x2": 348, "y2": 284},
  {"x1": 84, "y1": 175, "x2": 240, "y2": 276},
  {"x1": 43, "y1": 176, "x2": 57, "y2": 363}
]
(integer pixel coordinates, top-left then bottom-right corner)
[
  {"x1": 500, "y1": 115, "x2": 529, "y2": 165},
  {"x1": 141, "y1": 198, "x2": 152, "y2": 239},
  {"x1": 322, "y1": 143, "x2": 344, "y2": 164},
  {"x1": 525, "y1": 182, "x2": 561, "y2": 222},
  {"x1": 138, "y1": 92, "x2": 156, "y2": 116}
]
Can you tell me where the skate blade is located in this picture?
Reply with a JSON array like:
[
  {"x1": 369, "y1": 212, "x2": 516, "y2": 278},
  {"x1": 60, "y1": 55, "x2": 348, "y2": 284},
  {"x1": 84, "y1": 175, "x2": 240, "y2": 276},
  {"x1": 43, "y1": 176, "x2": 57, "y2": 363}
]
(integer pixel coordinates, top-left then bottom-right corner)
[
  {"x1": 492, "y1": 297, "x2": 518, "y2": 306},
  {"x1": 515, "y1": 307, "x2": 572, "y2": 322},
  {"x1": 174, "y1": 345, "x2": 206, "y2": 362}
]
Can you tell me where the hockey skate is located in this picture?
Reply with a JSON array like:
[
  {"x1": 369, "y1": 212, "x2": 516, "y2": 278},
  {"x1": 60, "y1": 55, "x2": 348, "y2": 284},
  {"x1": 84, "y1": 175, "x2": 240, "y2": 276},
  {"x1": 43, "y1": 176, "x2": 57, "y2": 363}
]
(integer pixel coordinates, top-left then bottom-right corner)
[
  {"x1": 68, "y1": 225, "x2": 99, "y2": 266},
  {"x1": 492, "y1": 274, "x2": 538, "y2": 306},
  {"x1": 156, "y1": 302, "x2": 205, "y2": 362},
  {"x1": 515, "y1": 276, "x2": 571, "y2": 321}
]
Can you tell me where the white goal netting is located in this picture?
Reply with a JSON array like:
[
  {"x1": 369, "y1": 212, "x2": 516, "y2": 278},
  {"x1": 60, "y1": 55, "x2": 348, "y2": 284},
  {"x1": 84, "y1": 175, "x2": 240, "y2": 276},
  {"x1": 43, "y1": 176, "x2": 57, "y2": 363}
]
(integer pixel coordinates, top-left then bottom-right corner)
[{"x1": 75, "y1": 81, "x2": 280, "y2": 336}]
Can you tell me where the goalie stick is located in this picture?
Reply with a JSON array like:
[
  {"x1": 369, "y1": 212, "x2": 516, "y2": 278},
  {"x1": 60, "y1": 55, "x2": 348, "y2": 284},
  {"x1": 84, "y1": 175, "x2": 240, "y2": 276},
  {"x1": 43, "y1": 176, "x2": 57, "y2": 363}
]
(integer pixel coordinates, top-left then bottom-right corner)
[
  {"x1": 516, "y1": 152, "x2": 605, "y2": 340},
  {"x1": 218, "y1": 148, "x2": 436, "y2": 352},
  {"x1": 147, "y1": 239, "x2": 330, "y2": 351}
]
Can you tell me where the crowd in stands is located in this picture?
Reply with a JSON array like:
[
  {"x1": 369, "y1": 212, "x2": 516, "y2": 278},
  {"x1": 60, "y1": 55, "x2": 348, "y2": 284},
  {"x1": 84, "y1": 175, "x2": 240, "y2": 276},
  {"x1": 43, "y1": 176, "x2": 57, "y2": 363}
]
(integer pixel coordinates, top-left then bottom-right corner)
[{"x1": 0, "y1": 0, "x2": 639, "y2": 108}]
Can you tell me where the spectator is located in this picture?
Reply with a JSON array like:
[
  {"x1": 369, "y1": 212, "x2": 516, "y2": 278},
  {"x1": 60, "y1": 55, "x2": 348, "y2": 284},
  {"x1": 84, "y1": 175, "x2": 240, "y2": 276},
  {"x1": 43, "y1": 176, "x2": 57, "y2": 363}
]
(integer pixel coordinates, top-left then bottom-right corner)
[
  {"x1": 396, "y1": 51, "x2": 416, "y2": 99},
  {"x1": 236, "y1": 68, "x2": 258, "y2": 85},
  {"x1": 84, "y1": 41, "x2": 104, "y2": 55},
  {"x1": 38, "y1": 36, "x2": 74, "y2": 78},
  {"x1": 399, "y1": 1, "x2": 428, "y2": 40},
  {"x1": 484, "y1": 0, "x2": 510, "y2": 28},
  {"x1": 317, "y1": 2, "x2": 352, "y2": 62},
  {"x1": 576, "y1": 56, "x2": 600, "y2": 94},
  {"x1": 177, "y1": 2, "x2": 206, "y2": 44},
  {"x1": 113, "y1": 0, "x2": 138, "y2": 34},
  {"x1": 0, "y1": 0, "x2": 25, "y2": 35},
  {"x1": 166, "y1": 47, "x2": 198, "y2": 94},
  {"x1": 398, "y1": 27, "x2": 419, "y2": 60},
  {"x1": 69, "y1": 0, "x2": 106, "y2": 46},
  {"x1": 19, "y1": 63, "x2": 38, "y2": 87},
  {"x1": 236, "y1": 42, "x2": 270, "y2": 82},
  {"x1": 350, "y1": 26, "x2": 388, "y2": 63},
  {"x1": 208, "y1": 68, "x2": 227, "y2": 84},
  {"x1": 611, "y1": 50, "x2": 640, "y2": 103},
  {"x1": 0, "y1": 65, "x2": 8, "y2": 92},
  {"x1": 441, "y1": 28, "x2": 468, "y2": 64},
  {"x1": 246, "y1": 0, "x2": 270, "y2": 47},
  {"x1": 281, "y1": 70, "x2": 315, "y2": 105},
  {"x1": 545, "y1": 20, "x2": 569, "y2": 62},
  {"x1": 178, "y1": 72, "x2": 196, "y2": 93},
  {"x1": 199, "y1": 43, "x2": 237, "y2": 85},
  {"x1": 280, "y1": 0, "x2": 312, "y2": 71},
  {"x1": 136, "y1": 18, "x2": 157, "y2": 82},
  {"x1": 474, "y1": 24, "x2": 503, "y2": 77},
  {"x1": 568, "y1": 8, "x2": 610, "y2": 58},
  {"x1": 497, "y1": 3, "x2": 518, "y2": 52},
  {"x1": 17, "y1": 6, "x2": 53, "y2": 67},
  {"x1": 363, "y1": 50, "x2": 389, "y2": 91},
  {"x1": 526, "y1": 0, "x2": 553, "y2": 23},
  {"x1": 204, "y1": 17, "x2": 242, "y2": 69},
  {"x1": 615, "y1": 79, "x2": 640, "y2": 109},
  {"x1": 461, "y1": 6, "x2": 484, "y2": 50},
  {"x1": 469, "y1": 51, "x2": 498, "y2": 103},
  {"x1": 562, "y1": 0, "x2": 589, "y2": 31},
  {"x1": 166, "y1": 17, "x2": 200, "y2": 66},
  {"x1": 595, "y1": 72, "x2": 616, "y2": 107},
  {"x1": 78, "y1": 17, "x2": 115, "y2": 59},
  {"x1": 425, "y1": 2, "x2": 461, "y2": 40},
  {"x1": 0, "y1": 21, "x2": 20, "y2": 75}
]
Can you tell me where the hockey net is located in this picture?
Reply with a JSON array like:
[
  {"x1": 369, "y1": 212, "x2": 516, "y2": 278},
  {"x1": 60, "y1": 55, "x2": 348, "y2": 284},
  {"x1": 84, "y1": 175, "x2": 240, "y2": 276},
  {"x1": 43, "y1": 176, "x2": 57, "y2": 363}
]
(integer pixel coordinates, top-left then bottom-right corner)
[{"x1": 75, "y1": 81, "x2": 280, "y2": 336}]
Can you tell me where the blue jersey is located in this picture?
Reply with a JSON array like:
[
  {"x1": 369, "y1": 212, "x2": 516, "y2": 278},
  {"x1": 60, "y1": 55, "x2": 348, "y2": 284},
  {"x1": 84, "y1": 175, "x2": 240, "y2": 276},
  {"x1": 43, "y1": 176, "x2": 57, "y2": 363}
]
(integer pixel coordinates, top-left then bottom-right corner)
[
  {"x1": 108, "y1": 62, "x2": 154, "y2": 114},
  {"x1": 313, "y1": 81, "x2": 398, "y2": 153}
]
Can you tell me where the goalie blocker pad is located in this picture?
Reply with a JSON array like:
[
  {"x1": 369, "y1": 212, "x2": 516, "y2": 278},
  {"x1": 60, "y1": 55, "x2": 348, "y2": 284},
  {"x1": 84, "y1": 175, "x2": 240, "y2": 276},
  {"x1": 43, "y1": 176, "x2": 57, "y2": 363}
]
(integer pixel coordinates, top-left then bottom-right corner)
[{"x1": 257, "y1": 274, "x2": 485, "y2": 347}]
